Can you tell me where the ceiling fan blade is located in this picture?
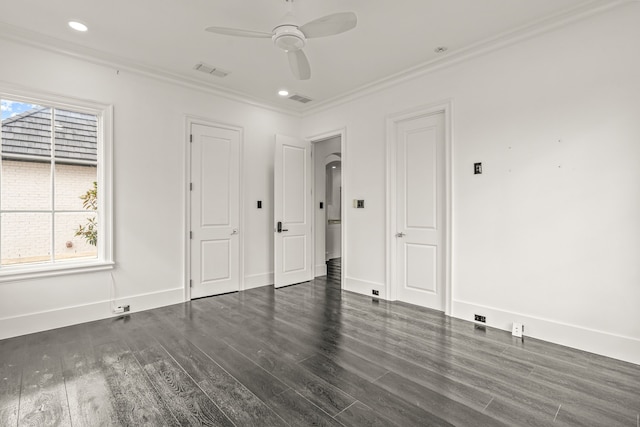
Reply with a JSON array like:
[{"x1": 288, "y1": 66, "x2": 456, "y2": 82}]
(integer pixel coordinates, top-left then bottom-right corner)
[
  {"x1": 299, "y1": 12, "x2": 357, "y2": 38},
  {"x1": 288, "y1": 50, "x2": 311, "y2": 80},
  {"x1": 205, "y1": 26, "x2": 272, "y2": 38}
]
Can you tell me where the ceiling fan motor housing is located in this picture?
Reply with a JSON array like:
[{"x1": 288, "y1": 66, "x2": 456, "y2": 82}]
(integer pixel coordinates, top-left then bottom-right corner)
[{"x1": 273, "y1": 25, "x2": 306, "y2": 51}]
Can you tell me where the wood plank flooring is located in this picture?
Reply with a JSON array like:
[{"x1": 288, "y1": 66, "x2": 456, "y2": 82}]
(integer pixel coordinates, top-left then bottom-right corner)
[{"x1": 1, "y1": 277, "x2": 639, "y2": 426}]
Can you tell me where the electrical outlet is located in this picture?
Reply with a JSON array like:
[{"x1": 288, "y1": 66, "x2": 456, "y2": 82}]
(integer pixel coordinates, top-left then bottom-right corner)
[
  {"x1": 113, "y1": 305, "x2": 130, "y2": 314},
  {"x1": 474, "y1": 314, "x2": 486, "y2": 323},
  {"x1": 512, "y1": 322, "x2": 523, "y2": 338},
  {"x1": 372, "y1": 289, "x2": 379, "y2": 296},
  {"x1": 474, "y1": 163, "x2": 483, "y2": 174}
]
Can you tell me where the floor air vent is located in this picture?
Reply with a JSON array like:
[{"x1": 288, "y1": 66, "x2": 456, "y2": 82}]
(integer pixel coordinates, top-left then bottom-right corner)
[
  {"x1": 193, "y1": 62, "x2": 229, "y2": 78},
  {"x1": 288, "y1": 93, "x2": 313, "y2": 104}
]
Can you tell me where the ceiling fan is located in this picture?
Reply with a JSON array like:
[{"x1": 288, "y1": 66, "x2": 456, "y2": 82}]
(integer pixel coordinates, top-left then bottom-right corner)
[{"x1": 205, "y1": 0, "x2": 357, "y2": 80}]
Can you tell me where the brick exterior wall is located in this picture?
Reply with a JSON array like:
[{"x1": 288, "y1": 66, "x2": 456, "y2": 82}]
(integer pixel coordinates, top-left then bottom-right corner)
[{"x1": 1, "y1": 160, "x2": 98, "y2": 264}]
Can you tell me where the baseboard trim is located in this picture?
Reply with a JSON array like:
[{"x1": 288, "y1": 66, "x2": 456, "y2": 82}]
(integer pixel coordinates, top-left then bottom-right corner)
[
  {"x1": 0, "y1": 287, "x2": 184, "y2": 340},
  {"x1": 244, "y1": 272, "x2": 273, "y2": 290},
  {"x1": 344, "y1": 276, "x2": 386, "y2": 300},
  {"x1": 452, "y1": 299, "x2": 640, "y2": 365}
]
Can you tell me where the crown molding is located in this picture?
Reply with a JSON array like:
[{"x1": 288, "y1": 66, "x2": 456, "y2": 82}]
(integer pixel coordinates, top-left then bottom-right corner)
[
  {"x1": 0, "y1": 22, "x2": 302, "y2": 118},
  {"x1": 0, "y1": 0, "x2": 631, "y2": 119},
  {"x1": 300, "y1": 0, "x2": 632, "y2": 117}
]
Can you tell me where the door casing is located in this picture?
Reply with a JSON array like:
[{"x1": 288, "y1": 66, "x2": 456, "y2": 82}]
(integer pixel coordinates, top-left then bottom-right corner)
[
  {"x1": 385, "y1": 102, "x2": 452, "y2": 315},
  {"x1": 184, "y1": 116, "x2": 244, "y2": 301}
]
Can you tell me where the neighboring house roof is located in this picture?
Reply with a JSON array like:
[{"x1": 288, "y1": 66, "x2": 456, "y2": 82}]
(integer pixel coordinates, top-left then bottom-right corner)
[{"x1": 1, "y1": 107, "x2": 97, "y2": 162}]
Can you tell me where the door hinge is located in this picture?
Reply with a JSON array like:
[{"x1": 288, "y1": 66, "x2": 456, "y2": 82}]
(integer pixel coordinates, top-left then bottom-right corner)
[
  {"x1": 190, "y1": 182, "x2": 193, "y2": 191},
  {"x1": 190, "y1": 134, "x2": 193, "y2": 143},
  {"x1": 190, "y1": 231, "x2": 193, "y2": 239},
  {"x1": 189, "y1": 279, "x2": 193, "y2": 287}
]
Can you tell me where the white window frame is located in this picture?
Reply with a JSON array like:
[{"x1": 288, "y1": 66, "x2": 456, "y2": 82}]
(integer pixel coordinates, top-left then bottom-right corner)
[{"x1": 0, "y1": 86, "x2": 114, "y2": 282}]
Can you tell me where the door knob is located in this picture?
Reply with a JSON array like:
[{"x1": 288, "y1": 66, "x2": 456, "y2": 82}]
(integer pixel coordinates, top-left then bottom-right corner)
[
  {"x1": 395, "y1": 232, "x2": 406, "y2": 238},
  {"x1": 231, "y1": 229, "x2": 239, "y2": 235}
]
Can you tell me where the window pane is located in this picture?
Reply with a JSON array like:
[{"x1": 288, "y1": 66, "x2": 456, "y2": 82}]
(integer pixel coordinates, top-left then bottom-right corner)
[
  {"x1": 1, "y1": 159, "x2": 52, "y2": 210},
  {"x1": 1, "y1": 213, "x2": 51, "y2": 266},
  {"x1": 54, "y1": 212, "x2": 97, "y2": 261},
  {"x1": 1, "y1": 100, "x2": 52, "y2": 158},
  {"x1": 55, "y1": 164, "x2": 97, "y2": 210},
  {"x1": 54, "y1": 109, "x2": 97, "y2": 162}
]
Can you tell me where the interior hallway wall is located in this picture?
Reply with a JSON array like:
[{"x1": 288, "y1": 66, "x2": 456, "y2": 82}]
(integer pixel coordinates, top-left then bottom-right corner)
[{"x1": 301, "y1": 3, "x2": 640, "y2": 364}]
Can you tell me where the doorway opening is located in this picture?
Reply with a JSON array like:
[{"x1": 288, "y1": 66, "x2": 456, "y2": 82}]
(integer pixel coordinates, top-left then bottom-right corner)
[{"x1": 312, "y1": 133, "x2": 344, "y2": 287}]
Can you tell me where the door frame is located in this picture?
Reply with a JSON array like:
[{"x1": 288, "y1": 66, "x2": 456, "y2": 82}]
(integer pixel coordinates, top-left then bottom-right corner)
[
  {"x1": 308, "y1": 128, "x2": 347, "y2": 286},
  {"x1": 184, "y1": 115, "x2": 244, "y2": 301},
  {"x1": 385, "y1": 101, "x2": 453, "y2": 315}
]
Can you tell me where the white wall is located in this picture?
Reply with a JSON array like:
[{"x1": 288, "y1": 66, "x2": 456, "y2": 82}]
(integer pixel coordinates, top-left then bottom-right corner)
[
  {"x1": 327, "y1": 164, "x2": 342, "y2": 223},
  {"x1": 301, "y1": 4, "x2": 640, "y2": 364},
  {"x1": 325, "y1": 164, "x2": 342, "y2": 260},
  {"x1": 0, "y1": 38, "x2": 299, "y2": 338}
]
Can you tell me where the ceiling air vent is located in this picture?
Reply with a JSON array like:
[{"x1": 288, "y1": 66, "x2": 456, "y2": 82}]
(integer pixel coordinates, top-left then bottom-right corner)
[
  {"x1": 193, "y1": 62, "x2": 230, "y2": 78},
  {"x1": 288, "y1": 93, "x2": 313, "y2": 104}
]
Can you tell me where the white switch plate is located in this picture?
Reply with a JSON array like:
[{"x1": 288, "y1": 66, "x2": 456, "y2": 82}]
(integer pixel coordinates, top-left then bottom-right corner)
[{"x1": 512, "y1": 322, "x2": 523, "y2": 338}]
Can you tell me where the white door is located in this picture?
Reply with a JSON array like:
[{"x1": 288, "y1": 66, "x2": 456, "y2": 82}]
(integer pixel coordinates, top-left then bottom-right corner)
[
  {"x1": 190, "y1": 123, "x2": 240, "y2": 298},
  {"x1": 395, "y1": 112, "x2": 445, "y2": 311},
  {"x1": 274, "y1": 134, "x2": 313, "y2": 288}
]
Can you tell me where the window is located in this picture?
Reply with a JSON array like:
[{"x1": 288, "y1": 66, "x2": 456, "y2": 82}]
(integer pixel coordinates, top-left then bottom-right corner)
[{"x1": 0, "y1": 92, "x2": 112, "y2": 281}]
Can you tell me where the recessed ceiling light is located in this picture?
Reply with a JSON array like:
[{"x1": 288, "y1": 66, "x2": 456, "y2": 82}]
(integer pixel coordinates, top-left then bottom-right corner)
[
  {"x1": 278, "y1": 90, "x2": 289, "y2": 97},
  {"x1": 68, "y1": 21, "x2": 88, "y2": 32},
  {"x1": 434, "y1": 46, "x2": 448, "y2": 53}
]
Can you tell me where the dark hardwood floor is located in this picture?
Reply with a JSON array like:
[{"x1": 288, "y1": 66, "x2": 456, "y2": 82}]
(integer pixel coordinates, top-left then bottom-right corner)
[
  {"x1": 327, "y1": 258, "x2": 341, "y2": 282},
  {"x1": 1, "y1": 277, "x2": 639, "y2": 426}
]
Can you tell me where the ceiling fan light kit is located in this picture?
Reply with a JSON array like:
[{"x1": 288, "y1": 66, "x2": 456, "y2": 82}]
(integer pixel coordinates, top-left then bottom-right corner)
[
  {"x1": 272, "y1": 25, "x2": 306, "y2": 51},
  {"x1": 205, "y1": 1, "x2": 357, "y2": 81}
]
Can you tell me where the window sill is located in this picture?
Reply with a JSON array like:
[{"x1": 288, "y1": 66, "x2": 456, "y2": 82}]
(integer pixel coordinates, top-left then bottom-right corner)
[{"x1": 0, "y1": 260, "x2": 115, "y2": 283}]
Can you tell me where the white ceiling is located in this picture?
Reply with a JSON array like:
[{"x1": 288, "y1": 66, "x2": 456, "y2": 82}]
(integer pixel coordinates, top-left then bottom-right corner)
[{"x1": 0, "y1": 0, "x2": 615, "y2": 112}]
